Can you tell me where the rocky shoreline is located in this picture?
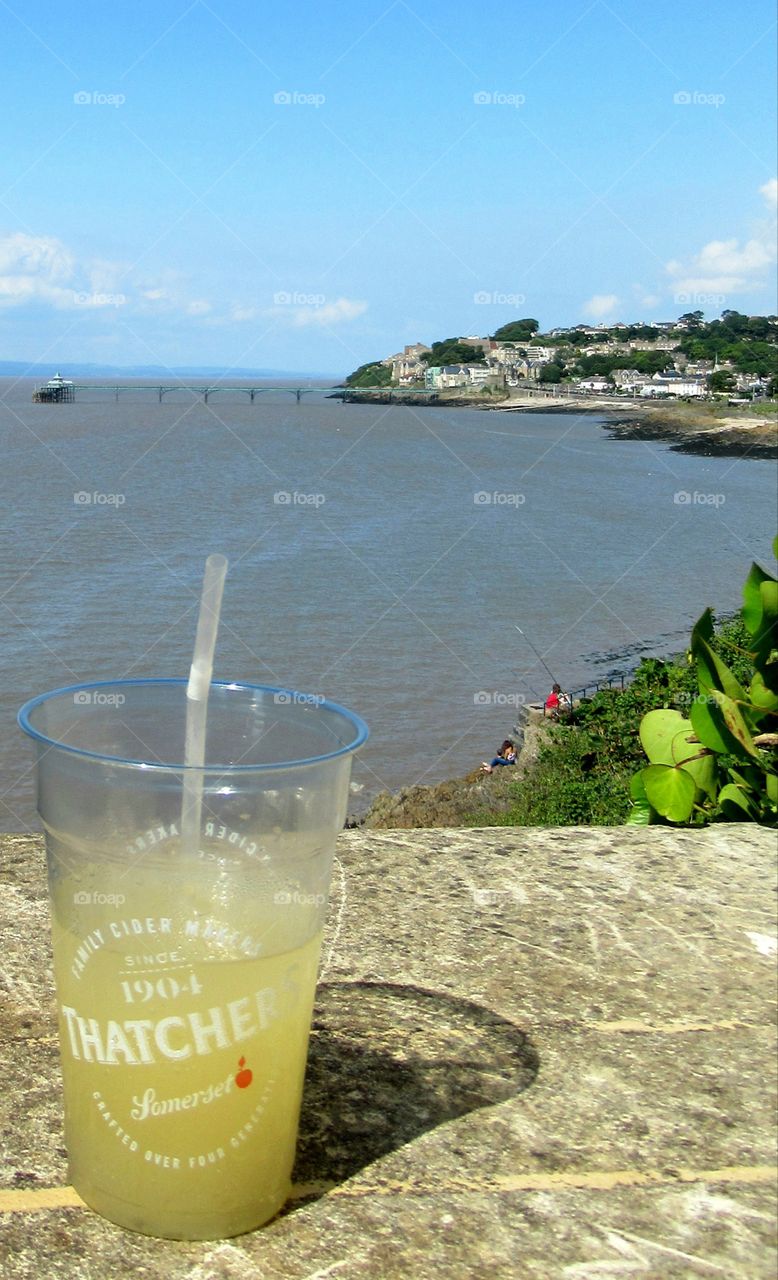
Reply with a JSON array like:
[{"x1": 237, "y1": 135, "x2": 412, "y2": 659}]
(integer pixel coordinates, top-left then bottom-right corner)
[
  {"x1": 341, "y1": 387, "x2": 778, "y2": 459},
  {"x1": 356, "y1": 708, "x2": 551, "y2": 830},
  {"x1": 598, "y1": 408, "x2": 777, "y2": 458}
]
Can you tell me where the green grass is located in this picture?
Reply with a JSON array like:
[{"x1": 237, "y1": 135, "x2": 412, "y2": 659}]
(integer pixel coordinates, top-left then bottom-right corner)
[{"x1": 466, "y1": 615, "x2": 755, "y2": 828}]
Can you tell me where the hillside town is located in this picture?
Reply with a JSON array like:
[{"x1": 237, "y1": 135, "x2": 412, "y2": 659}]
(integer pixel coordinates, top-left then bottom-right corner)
[{"x1": 347, "y1": 312, "x2": 778, "y2": 402}]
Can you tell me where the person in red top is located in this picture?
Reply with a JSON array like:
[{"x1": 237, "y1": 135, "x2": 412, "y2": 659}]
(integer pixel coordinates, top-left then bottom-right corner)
[{"x1": 545, "y1": 683, "x2": 561, "y2": 716}]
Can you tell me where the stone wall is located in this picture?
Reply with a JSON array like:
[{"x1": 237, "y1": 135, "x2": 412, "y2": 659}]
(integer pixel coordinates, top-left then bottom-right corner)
[{"x1": 0, "y1": 824, "x2": 776, "y2": 1277}]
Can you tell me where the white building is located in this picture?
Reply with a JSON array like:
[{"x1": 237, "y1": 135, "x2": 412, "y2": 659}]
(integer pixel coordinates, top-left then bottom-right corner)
[
  {"x1": 578, "y1": 378, "x2": 612, "y2": 392},
  {"x1": 467, "y1": 366, "x2": 502, "y2": 387},
  {"x1": 641, "y1": 379, "x2": 706, "y2": 398}
]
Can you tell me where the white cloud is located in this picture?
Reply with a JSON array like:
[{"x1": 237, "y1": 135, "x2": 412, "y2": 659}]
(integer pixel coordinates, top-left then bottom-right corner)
[
  {"x1": 581, "y1": 293, "x2": 619, "y2": 321},
  {"x1": 760, "y1": 177, "x2": 777, "y2": 209},
  {"x1": 0, "y1": 232, "x2": 78, "y2": 308},
  {"x1": 289, "y1": 297, "x2": 367, "y2": 328},
  {"x1": 665, "y1": 179, "x2": 777, "y2": 297},
  {"x1": 231, "y1": 305, "x2": 260, "y2": 322},
  {"x1": 0, "y1": 232, "x2": 74, "y2": 281},
  {"x1": 87, "y1": 257, "x2": 127, "y2": 293},
  {"x1": 0, "y1": 229, "x2": 216, "y2": 320}
]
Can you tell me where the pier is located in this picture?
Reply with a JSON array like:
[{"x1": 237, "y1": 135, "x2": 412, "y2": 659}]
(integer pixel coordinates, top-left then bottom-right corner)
[{"x1": 32, "y1": 384, "x2": 333, "y2": 404}]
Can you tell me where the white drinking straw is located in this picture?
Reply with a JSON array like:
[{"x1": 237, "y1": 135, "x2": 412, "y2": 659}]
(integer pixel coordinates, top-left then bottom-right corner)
[{"x1": 180, "y1": 554, "x2": 229, "y2": 855}]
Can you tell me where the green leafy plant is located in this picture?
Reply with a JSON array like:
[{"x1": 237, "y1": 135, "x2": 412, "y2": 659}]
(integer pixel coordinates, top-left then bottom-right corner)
[{"x1": 629, "y1": 541, "x2": 778, "y2": 825}]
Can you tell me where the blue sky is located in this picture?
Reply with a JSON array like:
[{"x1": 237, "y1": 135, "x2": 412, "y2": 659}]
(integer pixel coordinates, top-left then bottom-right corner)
[{"x1": 1, "y1": 0, "x2": 776, "y2": 373}]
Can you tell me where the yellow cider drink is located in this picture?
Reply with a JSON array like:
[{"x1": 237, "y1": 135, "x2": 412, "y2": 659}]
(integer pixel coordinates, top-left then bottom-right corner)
[
  {"x1": 19, "y1": 676, "x2": 367, "y2": 1239},
  {"x1": 51, "y1": 861, "x2": 324, "y2": 1239}
]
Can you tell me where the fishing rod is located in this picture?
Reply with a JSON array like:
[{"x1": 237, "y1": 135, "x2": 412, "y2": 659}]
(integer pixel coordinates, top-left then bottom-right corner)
[{"x1": 514, "y1": 625, "x2": 558, "y2": 687}]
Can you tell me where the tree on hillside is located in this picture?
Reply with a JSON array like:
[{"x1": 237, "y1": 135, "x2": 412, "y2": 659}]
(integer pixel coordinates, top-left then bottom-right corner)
[
  {"x1": 538, "y1": 362, "x2": 565, "y2": 383},
  {"x1": 421, "y1": 339, "x2": 485, "y2": 366},
  {"x1": 345, "y1": 361, "x2": 392, "y2": 388},
  {"x1": 720, "y1": 310, "x2": 750, "y2": 335},
  {"x1": 709, "y1": 370, "x2": 737, "y2": 393},
  {"x1": 491, "y1": 319, "x2": 539, "y2": 343},
  {"x1": 573, "y1": 350, "x2": 672, "y2": 378},
  {"x1": 631, "y1": 350, "x2": 676, "y2": 375}
]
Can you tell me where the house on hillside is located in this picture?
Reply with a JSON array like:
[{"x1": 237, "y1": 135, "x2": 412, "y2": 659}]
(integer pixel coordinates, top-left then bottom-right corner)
[
  {"x1": 611, "y1": 369, "x2": 651, "y2": 393},
  {"x1": 523, "y1": 345, "x2": 555, "y2": 363},
  {"x1": 641, "y1": 377, "x2": 706, "y2": 398},
  {"x1": 578, "y1": 377, "x2": 612, "y2": 393},
  {"x1": 384, "y1": 342, "x2": 431, "y2": 384},
  {"x1": 467, "y1": 366, "x2": 503, "y2": 387},
  {"x1": 483, "y1": 344, "x2": 549, "y2": 384},
  {"x1": 424, "y1": 365, "x2": 470, "y2": 390}
]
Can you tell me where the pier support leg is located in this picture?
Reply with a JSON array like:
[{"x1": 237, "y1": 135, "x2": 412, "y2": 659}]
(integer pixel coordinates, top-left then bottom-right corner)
[
  {"x1": 296, "y1": 389, "x2": 301, "y2": 402},
  {"x1": 158, "y1": 388, "x2": 163, "y2": 403}
]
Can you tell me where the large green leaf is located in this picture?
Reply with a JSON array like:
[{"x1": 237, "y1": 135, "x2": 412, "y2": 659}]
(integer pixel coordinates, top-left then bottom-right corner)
[
  {"x1": 729, "y1": 764, "x2": 764, "y2": 791},
  {"x1": 742, "y1": 561, "x2": 771, "y2": 635},
  {"x1": 754, "y1": 580, "x2": 778, "y2": 664},
  {"x1": 679, "y1": 749, "x2": 716, "y2": 799},
  {"x1": 708, "y1": 688, "x2": 760, "y2": 759},
  {"x1": 749, "y1": 671, "x2": 778, "y2": 714},
  {"x1": 666, "y1": 725, "x2": 716, "y2": 797},
  {"x1": 760, "y1": 578, "x2": 778, "y2": 622},
  {"x1": 690, "y1": 695, "x2": 732, "y2": 753},
  {"x1": 626, "y1": 771, "x2": 655, "y2": 825},
  {"x1": 758, "y1": 659, "x2": 778, "y2": 696},
  {"x1": 639, "y1": 709, "x2": 693, "y2": 765},
  {"x1": 718, "y1": 783, "x2": 757, "y2": 820},
  {"x1": 642, "y1": 764, "x2": 696, "y2": 822},
  {"x1": 668, "y1": 726, "x2": 702, "y2": 763},
  {"x1": 691, "y1": 614, "x2": 748, "y2": 702}
]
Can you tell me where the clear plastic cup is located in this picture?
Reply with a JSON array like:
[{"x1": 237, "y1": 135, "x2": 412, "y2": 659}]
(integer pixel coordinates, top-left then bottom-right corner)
[{"x1": 18, "y1": 679, "x2": 367, "y2": 1240}]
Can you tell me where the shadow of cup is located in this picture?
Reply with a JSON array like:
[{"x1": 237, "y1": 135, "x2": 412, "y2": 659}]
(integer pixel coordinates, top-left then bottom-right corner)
[{"x1": 292, "y1": 981, "x2": 539, "y2": 1198}]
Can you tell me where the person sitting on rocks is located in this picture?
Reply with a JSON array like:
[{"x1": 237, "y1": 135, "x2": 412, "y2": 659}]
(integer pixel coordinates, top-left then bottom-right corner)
[{"x1": 481, "y1": 740, "x2": 517, "y2": 774}]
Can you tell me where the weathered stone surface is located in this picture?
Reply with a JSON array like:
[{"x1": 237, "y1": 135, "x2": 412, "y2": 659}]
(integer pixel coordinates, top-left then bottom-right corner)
[{"x1": 0, "y1": 825, "x2": 776, "y2": 1277}]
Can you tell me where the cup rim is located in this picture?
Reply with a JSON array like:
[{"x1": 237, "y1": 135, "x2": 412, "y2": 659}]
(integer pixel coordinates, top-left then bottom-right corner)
[{"x1": 17, "y1": 678, "x2": 369, "y2": 772}]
